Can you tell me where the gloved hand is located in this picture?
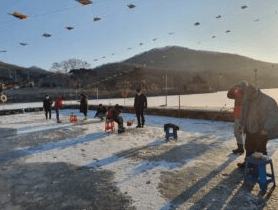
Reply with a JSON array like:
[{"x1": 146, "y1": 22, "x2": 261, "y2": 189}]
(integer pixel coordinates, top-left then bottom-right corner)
[{"x1": 260, "y1": 129, "x2": 268, "y2": 136}]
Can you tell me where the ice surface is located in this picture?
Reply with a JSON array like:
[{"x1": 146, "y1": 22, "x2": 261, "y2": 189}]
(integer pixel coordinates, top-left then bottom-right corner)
[
  {"x1": 1, "y1": 88, "x2": 278, "y2": 111},
  {"x1": 2, "y1": 89, "x2": 278, "y2": 210}
]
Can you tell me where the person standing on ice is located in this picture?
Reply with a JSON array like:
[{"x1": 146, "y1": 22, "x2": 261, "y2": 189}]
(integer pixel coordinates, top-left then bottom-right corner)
[
  {"x1": 237, "y1": 82, "x2": 278, "y2": 168},
  {"x1": 134, "y1": 88, "x2": 147, "y2": 128},
  {"x1": 227, "y1": 81, "x2": 245, "y2": 154},
  {"x1": 54, "y1": 96, "x2": 64, "y2": 123},
  {"x1": 80, "y1": 94, "x2": 88, "y2": 120},
  {"x1": 43, "y1": 94, "x2": 53, "y2": 120}
]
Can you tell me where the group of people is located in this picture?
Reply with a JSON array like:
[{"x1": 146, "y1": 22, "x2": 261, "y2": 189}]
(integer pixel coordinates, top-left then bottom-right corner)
[
  {"x1": 43, "y1": 95, "x2": 64, "y2": 123},
  {"x1": 228, "y1": 80, "x2": 278, "y2": 168},
  {"x1": 94, "y1": 88, "x2": 147, "y2": 133},
  {"x1": 43, "y1": 82, "x2": 278, "y2": 167},
  {"x1": 42, "y1": 88, "x2": 148, "y2": 133}
]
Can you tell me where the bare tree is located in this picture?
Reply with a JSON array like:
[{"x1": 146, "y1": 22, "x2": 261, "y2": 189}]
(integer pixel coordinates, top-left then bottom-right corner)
[{"x1": 50, "y1": 58, "x2": 91, "y2": 74}]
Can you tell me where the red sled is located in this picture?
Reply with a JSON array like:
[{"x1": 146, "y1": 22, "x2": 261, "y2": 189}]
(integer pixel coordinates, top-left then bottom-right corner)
[
  {"x1": 70, "y1": 114, "x2": 77, "y2": 123},
  {"x1": 127, "y1": 121, "x2": 133, "y2": 126}
]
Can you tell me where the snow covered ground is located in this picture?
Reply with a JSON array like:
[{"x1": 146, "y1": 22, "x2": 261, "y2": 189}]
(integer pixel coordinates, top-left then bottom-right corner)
[
  {"x1": 1, "y1": 107, "x2": 278, "y2": 209},
  {"x1": 2, "y1": 89, "x2": 278, "y2": 209}
]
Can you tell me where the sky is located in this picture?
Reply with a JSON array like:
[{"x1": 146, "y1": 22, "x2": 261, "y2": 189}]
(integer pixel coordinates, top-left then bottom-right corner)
[{"x1": 0, "y1": 0, "x2": 278, "y2": 71}]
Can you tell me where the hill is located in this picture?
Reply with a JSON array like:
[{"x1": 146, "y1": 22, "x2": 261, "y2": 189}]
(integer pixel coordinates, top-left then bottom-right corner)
[
  {"x1": 122, "y1": 46, "x2": 278, "y2": 90},
  {"x1": 0, "y1": 61, "x2": 51, "y2": 85},
  {"x1": 83, "y1": 46, "x2": 278, "y2": 97},
  {"x1": 2, "y1": 46, "x2": 278, "y2": 102}
]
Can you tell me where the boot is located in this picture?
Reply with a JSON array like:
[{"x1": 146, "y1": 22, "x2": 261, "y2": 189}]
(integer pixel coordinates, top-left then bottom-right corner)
[
  {"x1": 232, "y1": 143, "x2": 244, "y2": 154},
  {"x1": 118, "y1": 126, "x2": 125, "y2": 133},
  {"x1": 237, "y1": 162, "x2": 245, "y2": 169}
]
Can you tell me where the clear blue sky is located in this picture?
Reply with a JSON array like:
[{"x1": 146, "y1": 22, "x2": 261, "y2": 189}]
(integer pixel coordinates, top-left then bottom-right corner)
[{"x1": 0, "y1": 0, "x2": 278, "y2": 71}]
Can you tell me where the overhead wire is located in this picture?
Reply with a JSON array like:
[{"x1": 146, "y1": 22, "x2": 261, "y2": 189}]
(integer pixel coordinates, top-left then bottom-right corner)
[
  {"x1": 1, "y1": 1, "x2": 94, "y2": 50},
  {"x1": 0, "y1": 0, "x2": 174, "y2": 53},
  {"x1": 92, "y1": 6, "x2": 257, "y2": 66},
  {"x1": 1, "y1": 0, "x2": 277, "y2": 68}
]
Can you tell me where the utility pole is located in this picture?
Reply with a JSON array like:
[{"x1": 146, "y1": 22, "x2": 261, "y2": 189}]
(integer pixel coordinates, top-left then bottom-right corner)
[
  {"x1": 96, "y1": 86, "x2": 98, "y2": 101},
  {"x1": 123, "y1": 85, "x2": 126, "y2": 107},
  {"x1": 254, "y1": 69, "x2": 258, "y2": 89},
  {"x1": 165, "y1": 71, "x2": 168, "y2": 106},
  {"x1": 178, "y1": 72, "x2": 181, "y2": 118},
  {"x1": 217, "y1": 72, "x2": 222, "y2": 92}
]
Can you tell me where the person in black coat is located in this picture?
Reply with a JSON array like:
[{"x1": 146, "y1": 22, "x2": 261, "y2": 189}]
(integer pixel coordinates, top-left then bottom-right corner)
[
  {"x1": 113, "y1": 104, "x2": 125, "y2": 133},
  {"x1": 94, "y1": 104, "x2": 107, "y2": 120},
  {"x1": 43, "y1": 94, "x2": 53, "y2": 120},
  {"x1": 134, "y1": 88, "x2": 147, "y2": 128},
  {"x1": 80, "y1": 94, "x2": 88, "y2": 120}
]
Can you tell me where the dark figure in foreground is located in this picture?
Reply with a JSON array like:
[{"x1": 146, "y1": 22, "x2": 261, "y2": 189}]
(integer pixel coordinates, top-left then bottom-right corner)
[
  {"x1": 227, "y1": 81, "x2": 245, "y2": 154},
  {"x1": 134, "y1": 88, "x2": 147, "y2": 128},
  {"x1": 106, "y1": 104, "x2": 125, "y2": 133},
  {"x1": 54, "y1": 96, "x2": 64, "y2": 123},
  {"x1": 43, "y1": 94, "x2": 53, "y2": 120},
  {"x1": 237, "y1": 82, "x2": 278, "y2": 168},
  {"x1": 80, "y1": 94, "x2": 88, "y2": 120},
  {"x1": 94, "y1": 104, "x2": 107, "y2": 120}
]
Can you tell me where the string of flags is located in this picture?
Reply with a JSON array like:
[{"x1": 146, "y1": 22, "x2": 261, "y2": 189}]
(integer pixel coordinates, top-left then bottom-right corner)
[{"x1": 0, "y1": 1, "x2": 273, "y2": 63}]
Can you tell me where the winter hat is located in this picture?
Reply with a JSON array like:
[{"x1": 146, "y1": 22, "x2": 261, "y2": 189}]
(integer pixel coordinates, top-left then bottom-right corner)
[
  {"x1": 235, "y1": 80, "x2": 248, "y2": 93},
  {"x1": 136, "y1": 88, "x2": 141, "y2": 93}
]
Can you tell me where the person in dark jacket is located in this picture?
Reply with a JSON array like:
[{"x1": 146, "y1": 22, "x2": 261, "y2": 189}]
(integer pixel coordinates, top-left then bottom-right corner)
[
  {"x1": 94, "y1": 104, "x2": 107, "y2": 120},
  {"x1": 227, "y1": 80, "x2": 245, "y2": 154},
  {"x1": 43, "y1": 94, "x2": 53, "y2": 120},
  {"x1": 80, "y1": 94, "x2": 88, "y2": 120},
  {"x1": 113, "y1": 104, "x2": 125, "y2": 133},
  {"x1": 54, "y1": 96, "x2": 64, "y2": 123},
  {"x1": 134, "y1": 88, "x2": 147, "y2": 128},
  {"x1": 237, "y1": 82, "x2": 278, "y2": 168}
]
